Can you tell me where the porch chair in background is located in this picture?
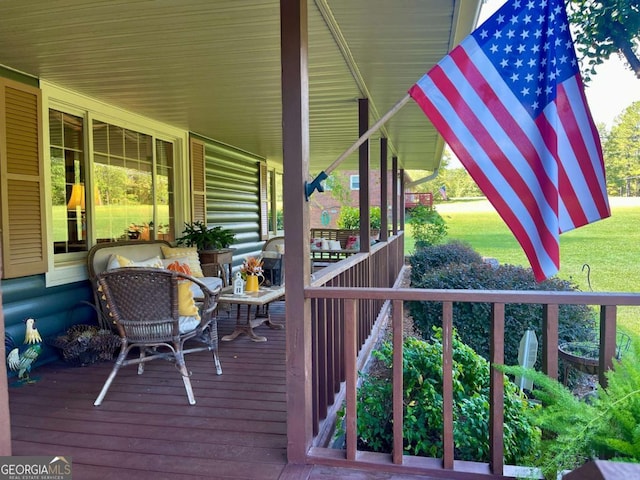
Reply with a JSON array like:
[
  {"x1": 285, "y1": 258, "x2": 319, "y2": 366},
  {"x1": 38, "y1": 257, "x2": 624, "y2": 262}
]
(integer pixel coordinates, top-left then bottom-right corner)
[
  {"x1": 261, "y1": 236, "x2": 284, "y2": 286},
  {"x1": 93, "y1": 267, "x2": 222, "y2": 406},
  {"x1": 201, "y1": 262, "x2": 229, "y2": 286}
]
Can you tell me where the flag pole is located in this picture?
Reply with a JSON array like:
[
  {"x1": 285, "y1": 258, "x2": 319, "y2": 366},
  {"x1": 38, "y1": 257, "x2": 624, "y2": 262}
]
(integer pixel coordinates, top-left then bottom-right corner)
[{"x1": 305, "y1": 93, "x2": 411, "y2": 200}]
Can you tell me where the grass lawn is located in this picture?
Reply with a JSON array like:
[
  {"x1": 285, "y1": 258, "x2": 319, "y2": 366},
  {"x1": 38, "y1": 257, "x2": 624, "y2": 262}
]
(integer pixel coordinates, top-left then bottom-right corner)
[{"x1": 405, "y1": 197, "x2": 640, "y2": 337}]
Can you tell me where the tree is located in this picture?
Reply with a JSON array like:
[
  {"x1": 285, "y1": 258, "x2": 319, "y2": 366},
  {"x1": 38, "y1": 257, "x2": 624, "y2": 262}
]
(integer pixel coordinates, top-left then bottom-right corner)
[
  {"x1": 321, "y1": 172, "x2": 352, "y2": 206},
  {"x1": 603, "y1": 101, "x2": 640, "y2": 195},
  {"x1": 568, "y1": 0, "x2": 640, "y2": 81}
]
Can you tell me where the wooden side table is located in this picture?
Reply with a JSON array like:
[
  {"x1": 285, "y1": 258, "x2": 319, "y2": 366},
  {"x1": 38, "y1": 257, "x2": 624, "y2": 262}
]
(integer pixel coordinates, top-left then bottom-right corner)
[
  {"x1": 218, "y1": 286, "x2": 285, "y2": 342},
  {"x1": 199, "y1": 248, "x2": 234, "y2": 284}
]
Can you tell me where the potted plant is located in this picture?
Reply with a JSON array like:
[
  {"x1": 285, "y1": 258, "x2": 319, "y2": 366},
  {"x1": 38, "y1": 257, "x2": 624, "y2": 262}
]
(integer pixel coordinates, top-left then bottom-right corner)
[
  {"x1": 176, "y1": 221, "x2": 236, "y2": 279},
  {"x1": 177, "y1": 221, "x2": 235, "y2": 250}
]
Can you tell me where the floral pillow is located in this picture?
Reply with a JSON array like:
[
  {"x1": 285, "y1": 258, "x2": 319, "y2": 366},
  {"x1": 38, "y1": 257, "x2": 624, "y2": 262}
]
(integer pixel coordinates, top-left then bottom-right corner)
[
  {"x1": 160, "y1": 246, "x2": 204, "y2": 277},
  {"x1": 345, "y1": 235, "x2": 360, "y2": 250}
]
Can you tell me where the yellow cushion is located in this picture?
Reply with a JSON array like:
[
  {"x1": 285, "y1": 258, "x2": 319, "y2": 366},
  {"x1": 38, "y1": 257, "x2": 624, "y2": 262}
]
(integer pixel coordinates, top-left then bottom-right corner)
[
  {"x1": 177, "y1": 281, "x2": 199, "y2": 318},
  {"x1": 160, "y1": 246, "x2": 203, "y2": 277}
]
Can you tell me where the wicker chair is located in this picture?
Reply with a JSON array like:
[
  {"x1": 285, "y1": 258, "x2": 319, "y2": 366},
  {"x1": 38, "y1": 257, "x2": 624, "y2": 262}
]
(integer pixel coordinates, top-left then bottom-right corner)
[
  {"x1": 261, "y1": 236, "x2": 284, "y2": 286},
  {"x1": 94, "y1": 267, "x2": 222, "y2": 406},
  {"x1": 262, "y1": 236, "x2": 284, "y2": 254}
]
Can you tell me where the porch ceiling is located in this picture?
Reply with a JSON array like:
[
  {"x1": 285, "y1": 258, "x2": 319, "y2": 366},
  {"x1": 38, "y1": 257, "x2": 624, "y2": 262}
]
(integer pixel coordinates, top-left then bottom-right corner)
[{"x1": 0, "y1": 0, "x2": 481, "y2": 172}]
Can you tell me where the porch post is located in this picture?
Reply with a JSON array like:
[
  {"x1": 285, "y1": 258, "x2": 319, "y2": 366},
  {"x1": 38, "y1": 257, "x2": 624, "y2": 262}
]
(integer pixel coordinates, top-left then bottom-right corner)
[
  {"x1": 379, "y1": 138, "x2": 388, "y2": 242},
  {"x1": 392, "y1": 156, "x2": 398, "y2": 235},
  {"x1": 358, "y1": 98, "x2": 370, "y2": 251},
  {"x1": 0, "y1": 268, "x2": 11, "y2": 455},
  {"x1": 281, "y1": 0, "x2": 313, "y2": 463},
  {"x1": 399, "y1": 168, "x2": 406, "y2": 230}
]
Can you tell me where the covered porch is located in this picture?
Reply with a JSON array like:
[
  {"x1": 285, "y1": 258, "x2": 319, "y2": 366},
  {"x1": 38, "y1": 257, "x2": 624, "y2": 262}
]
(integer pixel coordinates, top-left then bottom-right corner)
[
  {"x1": 7, "y1": 265, "x2": 440, "y2": 480},
  {"x1": 9, "y1": 235, "x2": 640, "y2": 478},
  {"x1": 3, "y1": 1, "x2": 640, "y2": 479},
  {"x1": 1, "y1": 3, "x2": 482, "y2": 475}
]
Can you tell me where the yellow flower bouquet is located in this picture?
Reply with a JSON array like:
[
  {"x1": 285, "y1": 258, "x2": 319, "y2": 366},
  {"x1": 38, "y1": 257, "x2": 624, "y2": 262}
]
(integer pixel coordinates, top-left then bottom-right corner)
[{"x1": 240, "y1": 256, "x2": 264, "y2": 279}]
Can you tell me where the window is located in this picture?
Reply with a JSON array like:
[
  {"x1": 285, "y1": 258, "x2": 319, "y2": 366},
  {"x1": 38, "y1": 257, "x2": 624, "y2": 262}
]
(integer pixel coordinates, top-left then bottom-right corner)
[
  {"x1": 43, "y1": 81, "x2": 187, "y2": 286},
  {"x1": 350, "y1": 174, "x2": 360, "y2": 190},
  {"x1": 267, "y1": 168, "x2": 283, "y2": 235},
  {"x1": 50, "y1": 110, "x2": 87, "y2": 254},
  {"x1": 50, "y1": 111, "x2": 176, "y2": 258},
  {"x1": 92, "y1": 119, "x2": 175, "y2": 244}
]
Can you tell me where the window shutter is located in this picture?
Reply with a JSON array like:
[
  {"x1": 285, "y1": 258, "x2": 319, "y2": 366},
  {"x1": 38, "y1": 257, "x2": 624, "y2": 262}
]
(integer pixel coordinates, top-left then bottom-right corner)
[
  {"x1": 0, "y1": 79, "x2": 46, "y2": 278},
  {"x1": 189, "y1": 137, "x2": 206, "y2": 223},
  {"x1": 259, "y1": 162, "x2": 268, "y2": 240}
]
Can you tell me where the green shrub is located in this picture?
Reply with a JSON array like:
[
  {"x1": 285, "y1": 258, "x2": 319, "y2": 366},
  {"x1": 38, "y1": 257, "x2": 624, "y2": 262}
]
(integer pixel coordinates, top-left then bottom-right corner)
[
  {"x1": 407, "y1": 205, "x2": 448, "y2": 248},
  {"x1": 337, "y1": 206, "x2": 381, "y2": 230},
  {"x1": 409, "y1": 240, "x2": 483, "y2": 279},
  {"x1": 500, "y1": 347, "x2": 640, "y2": 479},
  {"x1": 409, "y1": 262, "x2": 597, "y2": 368},
  {"x1": 339, "y1": 330, "x2": 540, "y2": 463}
]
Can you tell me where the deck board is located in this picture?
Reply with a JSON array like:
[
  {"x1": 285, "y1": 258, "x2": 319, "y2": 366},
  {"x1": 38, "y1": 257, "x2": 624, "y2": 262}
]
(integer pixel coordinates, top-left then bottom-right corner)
[
  {"x1": 9, "y1": 300, "x2": 458, "y2": 480},
  {"x1": 9, "y1": 302, "x2": 289, "y2": 480}
]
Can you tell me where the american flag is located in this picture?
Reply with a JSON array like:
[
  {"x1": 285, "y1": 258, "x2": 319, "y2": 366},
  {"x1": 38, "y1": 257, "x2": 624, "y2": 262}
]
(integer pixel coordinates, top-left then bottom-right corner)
[{"x1": 409, "y1": 0, "x2": 610, "y2": 281}]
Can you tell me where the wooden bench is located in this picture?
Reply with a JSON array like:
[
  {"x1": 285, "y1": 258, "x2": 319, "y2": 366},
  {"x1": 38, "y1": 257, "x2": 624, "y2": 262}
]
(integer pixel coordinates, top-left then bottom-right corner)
[
  {"x1": 87, "y1": 240, "x2": 226, "y2": 329},
  {"x1": 309, "y1": 228, "x2": 379, "y2": 267}
]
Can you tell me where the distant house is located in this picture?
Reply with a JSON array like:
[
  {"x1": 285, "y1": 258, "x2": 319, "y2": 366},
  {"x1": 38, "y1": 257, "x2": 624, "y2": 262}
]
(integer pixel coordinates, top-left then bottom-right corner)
[
  {"x1": 309, "y1": 170, "x2": 432, "y2": 228},
  {"x1": 308, "y1": 170, "x2": 380, "y2": 228}
]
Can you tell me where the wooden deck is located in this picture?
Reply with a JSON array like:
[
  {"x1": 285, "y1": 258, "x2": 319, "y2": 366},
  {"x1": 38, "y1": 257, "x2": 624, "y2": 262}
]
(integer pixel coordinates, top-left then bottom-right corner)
[
  {"x1": 9, "y1": 302, "x2": 289, "y2": 480},
  {"x1": 9, "y1": 301, "x2": 450, "y2": 480}
]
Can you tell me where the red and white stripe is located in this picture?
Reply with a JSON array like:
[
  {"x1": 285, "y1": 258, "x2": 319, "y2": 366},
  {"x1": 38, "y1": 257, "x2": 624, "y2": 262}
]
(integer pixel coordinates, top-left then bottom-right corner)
[{"x1": 409, "y1": 36, "x2": 609, "y2": 281}]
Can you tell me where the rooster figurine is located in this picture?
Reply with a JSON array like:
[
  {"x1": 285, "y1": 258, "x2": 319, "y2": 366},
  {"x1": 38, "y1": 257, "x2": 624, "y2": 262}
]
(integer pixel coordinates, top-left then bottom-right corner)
[{"x1": 5, "y1": 318, "x2": 43, "y2": 384}]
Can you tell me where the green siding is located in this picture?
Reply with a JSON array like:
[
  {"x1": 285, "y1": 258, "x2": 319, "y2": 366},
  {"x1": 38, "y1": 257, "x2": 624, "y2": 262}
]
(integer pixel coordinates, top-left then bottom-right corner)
[
  {"x1": 0, "y1": 66, "x2": 38, "y2": 87},
  {"x1": 3, "y1": 275, "x2": 96, "y2": 367},
  {"x1": 194, "y1": 135, "x2": 266, "y2": 271}
]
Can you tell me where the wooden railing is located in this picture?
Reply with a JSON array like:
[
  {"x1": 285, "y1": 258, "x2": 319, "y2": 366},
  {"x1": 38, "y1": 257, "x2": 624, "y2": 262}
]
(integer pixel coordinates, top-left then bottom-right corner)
[
  {"x1": 304, "y1": 233, "x2": 640, "y2": 479},
  {"x1": 405, "y1": 192, "x2": 434, "y2": 209}
]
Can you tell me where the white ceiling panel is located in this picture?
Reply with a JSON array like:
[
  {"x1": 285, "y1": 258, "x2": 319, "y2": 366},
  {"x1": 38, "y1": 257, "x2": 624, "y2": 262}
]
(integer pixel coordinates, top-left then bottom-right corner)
[{"x1": 0, "y1": 0, "x2": 481, "y2": 172}]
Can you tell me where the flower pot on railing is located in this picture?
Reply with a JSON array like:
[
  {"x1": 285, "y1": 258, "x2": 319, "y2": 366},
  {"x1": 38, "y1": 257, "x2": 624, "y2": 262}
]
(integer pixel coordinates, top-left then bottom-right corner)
[
  {"x1": 559, "y1": 334, "x2": 631, "y2": 383},
  {"x1": 559, "y1": 342, "x2": 599, "y2": 376}
]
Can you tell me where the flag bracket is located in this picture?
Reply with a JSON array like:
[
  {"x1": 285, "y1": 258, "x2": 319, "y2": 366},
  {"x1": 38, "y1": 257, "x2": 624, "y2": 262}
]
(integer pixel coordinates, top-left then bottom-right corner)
[
  {"x1": 304, "y1": 94, "x2": 411, "y2": 200},
  {"x1": 305, "y1": 171, "x2": 328, "y2": 201}
]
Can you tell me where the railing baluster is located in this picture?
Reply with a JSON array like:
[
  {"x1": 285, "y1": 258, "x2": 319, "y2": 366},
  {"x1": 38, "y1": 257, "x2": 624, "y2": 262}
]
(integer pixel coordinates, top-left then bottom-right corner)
[
  {"x1": 317, "y1": 298, "x2": 328, "y2": 424},
  {"x1": 311, "y1": 298, "x2": 319, "y2": 435},
  {"x1": 325, "y1": 297, "x2": 335, "y2": 396},
  {"x1": 442, "y1": 301, "x2": 454, "y2": 469},
  {"x1": 543, "y1": 304, "x2": 559, "y2": 380},
  {"x1": 345, "y1": 297, "x2": 358, "y2": 461},
  {"x1": 490, "y1": 303, "x2": 505, "y2": 475},
  {"x1": 392, "y1": 299, "x2": 404, "y2": 465},
  {"x1": 599, "y1": 304, "x2": 617, "y2": 388}
]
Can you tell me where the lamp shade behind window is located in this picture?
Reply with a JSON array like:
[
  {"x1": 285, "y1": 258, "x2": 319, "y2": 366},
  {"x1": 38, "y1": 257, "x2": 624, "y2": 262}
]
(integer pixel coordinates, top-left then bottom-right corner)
[{"x1": 67, "y1": 184, "x2": 85, "y2": 211}]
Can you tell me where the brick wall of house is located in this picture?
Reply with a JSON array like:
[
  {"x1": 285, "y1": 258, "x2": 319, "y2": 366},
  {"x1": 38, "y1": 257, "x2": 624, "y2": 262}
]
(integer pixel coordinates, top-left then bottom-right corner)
[{"x1": 308, "y1": 170, "x2": 395, "y2": 228}]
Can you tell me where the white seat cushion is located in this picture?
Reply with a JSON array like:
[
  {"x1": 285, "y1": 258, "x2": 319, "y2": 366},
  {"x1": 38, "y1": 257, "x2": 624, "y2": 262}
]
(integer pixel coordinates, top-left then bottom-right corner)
[
  {"x1": 178, "y1": 315, "x2": 201, "y2": 334},
  {"x1": 190, "y1": 276, "x2": 223, "y2": 299}
]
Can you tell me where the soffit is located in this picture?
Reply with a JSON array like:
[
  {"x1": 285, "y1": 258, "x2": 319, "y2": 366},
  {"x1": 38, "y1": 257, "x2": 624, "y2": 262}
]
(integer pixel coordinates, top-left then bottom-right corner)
[{"x1": 0, "y1": 0, "x2": 480, "y2": 172}]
